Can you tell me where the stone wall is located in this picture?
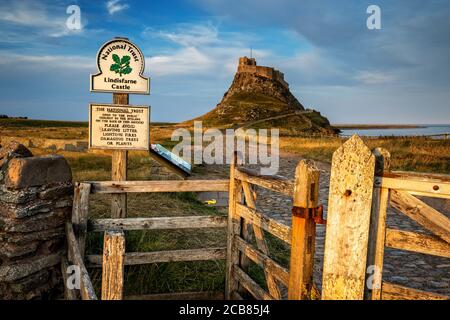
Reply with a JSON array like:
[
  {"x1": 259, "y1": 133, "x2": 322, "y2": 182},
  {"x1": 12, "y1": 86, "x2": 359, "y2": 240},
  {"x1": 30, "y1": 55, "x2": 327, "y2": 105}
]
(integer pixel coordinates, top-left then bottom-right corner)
[{"x1": 0, "y1": 142, "x2": 73, "y2": 299}]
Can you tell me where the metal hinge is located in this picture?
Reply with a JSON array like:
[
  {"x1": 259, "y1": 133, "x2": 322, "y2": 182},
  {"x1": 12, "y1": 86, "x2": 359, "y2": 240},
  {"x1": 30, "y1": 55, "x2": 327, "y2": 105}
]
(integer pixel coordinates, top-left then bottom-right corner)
[{"x1": 292, "y1": 204, "x2": 327, "y2": 224}]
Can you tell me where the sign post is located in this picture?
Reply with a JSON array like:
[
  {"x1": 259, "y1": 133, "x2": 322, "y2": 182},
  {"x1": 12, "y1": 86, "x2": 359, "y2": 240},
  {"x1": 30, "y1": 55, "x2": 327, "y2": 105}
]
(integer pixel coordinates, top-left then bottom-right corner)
[
  {"x1": 112, "y1": 93, "x2": 128, "y2": 219},
  {"x1": 90, "y1": 37, "x2": 150, "y2": 219}
]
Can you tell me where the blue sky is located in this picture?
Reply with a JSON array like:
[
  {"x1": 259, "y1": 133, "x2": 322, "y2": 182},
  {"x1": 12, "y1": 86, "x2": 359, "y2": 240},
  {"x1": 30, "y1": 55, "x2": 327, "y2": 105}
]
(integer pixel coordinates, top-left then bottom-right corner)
[{"x1": 0, "y1": 0, "x2": 449, "y2": 124}]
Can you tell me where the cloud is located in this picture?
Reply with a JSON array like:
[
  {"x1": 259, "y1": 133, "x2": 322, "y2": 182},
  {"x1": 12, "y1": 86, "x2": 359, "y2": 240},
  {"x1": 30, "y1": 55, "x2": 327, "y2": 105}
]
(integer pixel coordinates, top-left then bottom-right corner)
[
  {"x1": 144, "y1": 23, "x2": 219, "y2": 47},
  {"x1": 0, "y1": 1, "x2": 85, "y2": 38},
  {"x1": 106, "y1": 0, "x2": 129, "y2": 15},
  {"x1": 142, "y1": 23, "x2": 270, "y2": 77},
  {"x1": 0, "y1": 52, "x2": 93, "y2": 70},
  {"x1": 194, "y1": 0, "x2": 450, "y2": 89},
  {"x1": 146, "y1": 47, "x2": 214, "y2": 76},
  {"x1": 355, "y1": 71, "x2": 395, "y2": 85}
]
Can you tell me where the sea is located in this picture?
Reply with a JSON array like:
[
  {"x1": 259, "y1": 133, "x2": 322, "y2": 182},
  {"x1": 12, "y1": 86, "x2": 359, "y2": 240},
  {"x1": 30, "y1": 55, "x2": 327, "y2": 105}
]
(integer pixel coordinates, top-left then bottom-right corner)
[{"x1": 339, "y1": 125, "x2": 450, "y2": 138}]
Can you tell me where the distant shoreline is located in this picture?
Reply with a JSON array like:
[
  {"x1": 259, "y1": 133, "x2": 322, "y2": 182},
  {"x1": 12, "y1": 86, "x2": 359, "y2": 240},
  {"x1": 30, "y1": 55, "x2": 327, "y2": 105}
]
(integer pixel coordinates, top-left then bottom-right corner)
[{"x1": 334, "y1": 124, "x2": 427, "y2": 130}]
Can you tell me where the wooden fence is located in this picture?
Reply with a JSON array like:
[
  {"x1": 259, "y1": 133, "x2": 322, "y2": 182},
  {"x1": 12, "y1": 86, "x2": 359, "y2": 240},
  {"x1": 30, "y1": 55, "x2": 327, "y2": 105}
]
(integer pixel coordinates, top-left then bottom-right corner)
[
  {"x1": 64, "y1": 157, "x2": 325, "y2": 300},
  {"x1": 65, "y1": 179, "x2": 229, "y2": 300},
  {"x1": 321, "y1": 135, "x2": 450, "y2": 300},
  {"x1": 64, "y1": 135, "x2": 449, "y2": 300},
  {"x1": 225, "y1": 153, "x2": 324, "y2": 300}
]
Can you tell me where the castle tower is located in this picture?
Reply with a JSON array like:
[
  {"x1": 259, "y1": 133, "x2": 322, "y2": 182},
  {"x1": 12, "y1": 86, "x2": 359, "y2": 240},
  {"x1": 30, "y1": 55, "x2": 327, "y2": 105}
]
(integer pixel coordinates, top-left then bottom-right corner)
[{"x1": 237, "y1": 56, "x2": 289, "y2": 88}]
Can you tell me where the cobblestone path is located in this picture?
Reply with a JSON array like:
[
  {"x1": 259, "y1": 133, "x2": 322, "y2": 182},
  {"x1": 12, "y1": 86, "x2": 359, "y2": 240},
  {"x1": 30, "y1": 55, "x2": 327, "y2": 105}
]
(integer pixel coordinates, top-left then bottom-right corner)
[{"x1": 192, "y1": 151, "x2": 449, "y2": 296}]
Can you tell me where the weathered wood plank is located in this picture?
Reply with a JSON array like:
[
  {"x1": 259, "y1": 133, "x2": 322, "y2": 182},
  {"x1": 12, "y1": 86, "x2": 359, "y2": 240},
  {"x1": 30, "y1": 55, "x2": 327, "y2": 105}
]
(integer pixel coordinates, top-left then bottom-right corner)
[
  {"x1": 239, "y1": 181, "x2": 252, "y2": 280},
  {"x1": 234, "y1": 167, "x2": 294, "y2": 197},
  {"x1": 390, "y1": 190, "x2": 450, "y2": 243},
  {"x1": 234, "y1": 236, "x2": 289, "y2": 287},
  {"x1": 375, "y1": 177, "x2": 450, "y2": 200},
  {"x1": 86, "y1": 247, "x2": 227, "y2": 266},
  {"x1": 66, "y1": 222, "x2": 97, "y2": 300},
  {"x1": 233, "y1": 266, "x2": 273, "y2": 300},
  {"x1": 288, "y1": 160, "x2": 319, "y2": 300},
  {"x1": 383, "y1": 170, "x2": 450, "y2": 183},
  {"x1": 101, "y1": 230, "x2": 126, "y2": 300},
  {"x1": 125, "y1": 291, "x2": 225, "y2": 300},
  {"x1": 225, "y1": 152, "x2": 242, "y2": 300},
  {"x1": 385, "y1": 229, "x2": 450, "y2": 258},
  {"x1": 235, "y1": 203, "x2": 291, "y2": 244},
  {"x1": 72, "y1": 182, "x2": 91, "y2": 260},
  {"x1": 88, "y1": 215, "x2": 228, "y2": 232},
  {"x1": 381, "y1": 282, "x2": 449, "y2": 300},
  {"x1": 61, "y1": 257, "x2": 78, "y2": 300},
  {"x1": 111, "y1": 93, "x2": 129, "y2": 219},
  {"x1": 242, "y1": 180, "x2": 281, "y2": 300},
  {"x1": 366, "y1": 148, "x2": 390, "y2": 300},
  {"x1": 322, "y1": 135, "x2": 376, "y2": 300},
  {"x1": 89, "y1": 180, "x2": 229, "y2": 194}
]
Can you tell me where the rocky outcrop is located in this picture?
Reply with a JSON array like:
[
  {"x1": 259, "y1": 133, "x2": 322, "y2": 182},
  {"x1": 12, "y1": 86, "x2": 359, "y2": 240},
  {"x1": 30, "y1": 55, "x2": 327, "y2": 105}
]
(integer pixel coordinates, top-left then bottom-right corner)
[
  {"x1": 189, "y1": 57, "x2": 338, "y2": 135},
  {"x1": 0, "y1": 142, "x2": 72, "y2": 299}
]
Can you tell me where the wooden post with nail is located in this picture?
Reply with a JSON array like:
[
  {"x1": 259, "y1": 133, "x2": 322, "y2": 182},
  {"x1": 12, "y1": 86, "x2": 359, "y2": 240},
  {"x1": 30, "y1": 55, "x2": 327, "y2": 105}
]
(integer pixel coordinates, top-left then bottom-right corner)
[
  {"x1": 111, "y1": 93, "x2": 129, "y2": 218},
  {"x1": 288, "y1": 160, "x2": 320, "y2": 300}
]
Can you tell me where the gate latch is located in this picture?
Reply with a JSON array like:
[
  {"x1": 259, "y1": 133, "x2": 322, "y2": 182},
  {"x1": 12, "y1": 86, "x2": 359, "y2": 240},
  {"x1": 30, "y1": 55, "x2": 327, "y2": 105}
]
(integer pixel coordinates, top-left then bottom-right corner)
[{"x1": 292, "y1": 204, "x2": 326, "y2": 224}]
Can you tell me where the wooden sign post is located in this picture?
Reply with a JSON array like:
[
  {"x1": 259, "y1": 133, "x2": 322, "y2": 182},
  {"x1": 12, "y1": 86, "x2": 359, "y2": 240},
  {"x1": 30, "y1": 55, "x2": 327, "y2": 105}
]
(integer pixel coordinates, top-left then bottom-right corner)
[
  {"x1": 90, "y1": 38, "x2": 150, "y2": 220},
  {"x1": 112, "y1": 93, "x2": 129, "y2": 218}
]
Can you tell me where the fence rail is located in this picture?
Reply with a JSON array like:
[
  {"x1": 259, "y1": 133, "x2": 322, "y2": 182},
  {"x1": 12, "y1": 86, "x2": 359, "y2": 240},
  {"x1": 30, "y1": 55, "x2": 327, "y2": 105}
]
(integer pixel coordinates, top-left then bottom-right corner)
[
  {"x1": 225, "y1": 153, "x2": 321, "y2": 301},
  {"x1": 89, "y1": 179, "x2": 229, "y2": 193},
  {"x1": 66, "y1": 179, "x2": 232, "y2": 300},
  {"x1": 64, "y1": 135, "x2": 449, "y2": 301}
]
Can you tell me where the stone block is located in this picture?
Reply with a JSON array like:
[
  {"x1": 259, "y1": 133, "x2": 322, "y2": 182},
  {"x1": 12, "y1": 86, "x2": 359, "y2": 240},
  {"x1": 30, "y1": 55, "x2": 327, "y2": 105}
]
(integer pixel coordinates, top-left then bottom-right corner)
[
  {"x1": 0, "y1": 254, "x2": 61, "y2": 282},
  {"x1": 38, "y1": 183, "x2": 73, "y2": 200},
  {"x1": 0, "y1": 241, "x2": 40, "y2": 259},
  {"x1": 1, "y1": 207, "x2": 69, "y2": 233},
  {"x1": 9, "y1": 269, "x2": 50, "y2": 294},
  {"x1": 0, "y1": 185, "x2": 38, "y2": 204},
  {"x1": 0, "y1": 141, "x2": 33, "y2": 169},
  {"x1": 0, "y1": 199, "x2": 54, "y2": 219},
  {"x1": 5, "y1": 155, "x2": 72, "y2": 189},
  {"x1": 3, "y1": 227, "x2": 65, "y2": 245}
]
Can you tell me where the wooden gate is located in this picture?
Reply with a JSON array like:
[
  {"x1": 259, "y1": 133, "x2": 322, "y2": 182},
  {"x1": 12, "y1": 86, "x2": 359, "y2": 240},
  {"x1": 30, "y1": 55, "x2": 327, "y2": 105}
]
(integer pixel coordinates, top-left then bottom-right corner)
[
  {"x1": 321, "y1": 135, "x2": 450, "y2": 300},
  {"x1": 225, "y1": 152, "x2": 323, "y2": 300},
  {"x1": 64, "y1": 157, "x2": 324, "y2": 300},
  {"x1": 63, "y1": 135, "x2": 449, "y2": 300},
  {"x1": 64, "y1": 179, "x2": 229, "y2": 300}
]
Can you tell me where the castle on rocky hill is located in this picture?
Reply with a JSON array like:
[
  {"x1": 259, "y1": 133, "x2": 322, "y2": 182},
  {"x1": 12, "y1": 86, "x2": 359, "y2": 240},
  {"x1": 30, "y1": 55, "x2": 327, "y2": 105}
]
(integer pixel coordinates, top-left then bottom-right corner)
[{"x1": 237, "y1": 56, "x2": 289, "y2": 89}]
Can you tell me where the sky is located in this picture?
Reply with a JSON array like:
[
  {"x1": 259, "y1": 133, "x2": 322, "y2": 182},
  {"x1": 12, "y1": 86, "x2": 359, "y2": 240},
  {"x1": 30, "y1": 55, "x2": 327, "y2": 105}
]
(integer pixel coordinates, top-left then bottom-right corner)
[{"x1": 0, "y1": 0, "x2": 449, "y2": 124}]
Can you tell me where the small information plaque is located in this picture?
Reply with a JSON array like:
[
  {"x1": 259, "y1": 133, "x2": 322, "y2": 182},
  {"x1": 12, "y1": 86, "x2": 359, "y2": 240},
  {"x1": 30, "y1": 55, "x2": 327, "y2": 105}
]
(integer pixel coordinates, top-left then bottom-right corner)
[{"x1": 89, "y1": 103, "x2": 150, "y2": 150}]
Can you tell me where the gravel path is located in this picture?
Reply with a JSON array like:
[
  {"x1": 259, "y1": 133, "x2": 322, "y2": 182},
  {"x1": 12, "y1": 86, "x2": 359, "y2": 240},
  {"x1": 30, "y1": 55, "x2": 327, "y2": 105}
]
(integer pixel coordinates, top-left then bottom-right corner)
[{"x1": 193, "y1": 150, "x2": 450, "y2": 296}]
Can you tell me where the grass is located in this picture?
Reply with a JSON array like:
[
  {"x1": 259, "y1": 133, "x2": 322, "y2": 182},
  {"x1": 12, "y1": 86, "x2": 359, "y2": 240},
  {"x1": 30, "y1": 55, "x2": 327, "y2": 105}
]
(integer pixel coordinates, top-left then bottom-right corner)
[
  {"x1": 280, "y1": 136, "x2": 450, "y2": 174},
  {"x1": 2, "y1": 118, "x2": 449, "y2": 297},
  {"x1": 85, "y1": 192, "x2": 229, "y2": 296}
]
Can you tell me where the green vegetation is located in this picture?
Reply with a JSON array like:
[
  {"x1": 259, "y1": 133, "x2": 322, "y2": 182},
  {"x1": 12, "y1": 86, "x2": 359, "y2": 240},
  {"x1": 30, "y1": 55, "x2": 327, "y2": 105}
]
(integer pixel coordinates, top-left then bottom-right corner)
[
  {"x1": 2, "y1": 118, "x2": 449, "y2": 296},
  {"x1": 86, "y1": 192, "x2": 228, "y2": 296},
  {"x1": 281, "y1": 136, "x2": 450, "y2": 174},
  {"x1": 0, "y1": 118, "x2": 87, "y2": 128}
]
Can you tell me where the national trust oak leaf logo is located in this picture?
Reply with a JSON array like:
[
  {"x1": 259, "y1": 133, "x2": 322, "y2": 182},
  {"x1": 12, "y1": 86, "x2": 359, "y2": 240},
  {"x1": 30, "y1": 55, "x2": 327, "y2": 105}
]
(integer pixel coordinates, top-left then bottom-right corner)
[{"x1": 110, "y1": 54, "x2": 132, "y2": 76}]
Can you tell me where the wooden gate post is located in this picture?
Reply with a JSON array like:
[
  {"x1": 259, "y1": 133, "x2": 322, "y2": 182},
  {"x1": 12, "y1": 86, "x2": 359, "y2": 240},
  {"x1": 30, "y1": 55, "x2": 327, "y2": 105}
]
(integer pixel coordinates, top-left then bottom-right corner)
[
  {"x1": 101, "y1": 230, "x2": 126, "y2": 300},
  {"x1": 72, "y1": 182, "x2": 91, "y2": 260},
  {"x1": 288, "y1": 160, "x2": 319, "y2": 300},
  {"x1": 321, "y1": 135, "x2": 376, "y2": 300},
  {"x1": 111, "y1": 93, "x2": 128, "y2": 218},
  {"x1": 225, "y1": 152, "x2": 243, "y2": 299},
  {"x1": 365, "y1": 148, "x2": 390, "y2": 300}
]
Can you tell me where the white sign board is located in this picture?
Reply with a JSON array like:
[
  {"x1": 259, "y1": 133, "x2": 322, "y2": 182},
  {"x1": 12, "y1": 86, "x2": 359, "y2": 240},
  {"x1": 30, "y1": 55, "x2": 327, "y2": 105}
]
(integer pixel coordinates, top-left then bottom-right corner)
[
  {"x1": 90, "y1": 38, "x2": 150, "y2": 94},
  {"x1": 89, "y1": 104, "x2": 150, "y2": 150}
]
